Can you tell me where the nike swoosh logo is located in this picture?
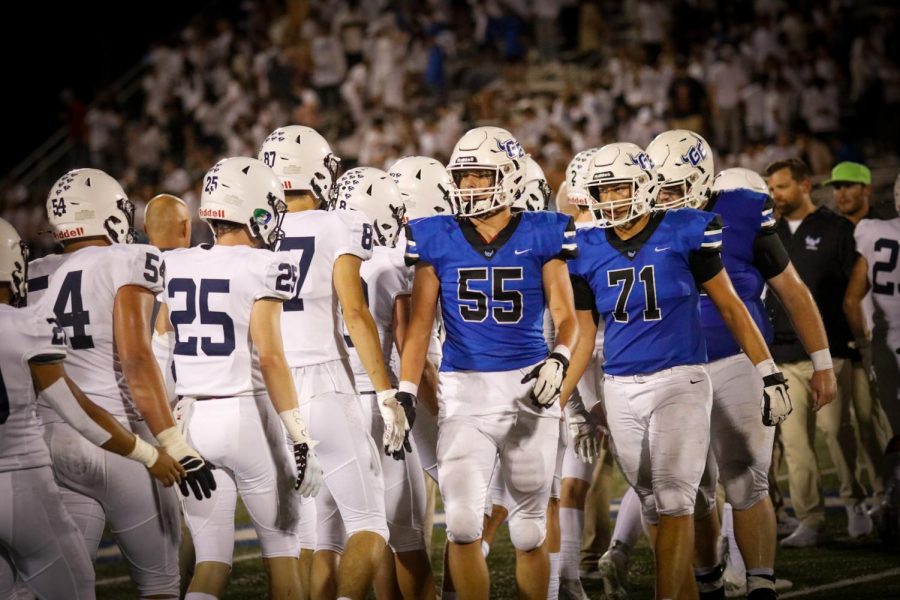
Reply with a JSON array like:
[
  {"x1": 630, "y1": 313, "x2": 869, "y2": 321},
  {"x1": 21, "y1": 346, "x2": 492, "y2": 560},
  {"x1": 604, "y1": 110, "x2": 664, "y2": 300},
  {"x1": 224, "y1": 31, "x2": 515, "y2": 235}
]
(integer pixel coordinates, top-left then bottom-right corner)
[
  {"x1": 655, "y1": 247, "x2": 670, "y2": 252},
  {"x1": 690, "y1": 378, "x2": 703, "y2": 384},
  {"x1": 514, "y1": 249, "x2": 531, "y2": 255}
]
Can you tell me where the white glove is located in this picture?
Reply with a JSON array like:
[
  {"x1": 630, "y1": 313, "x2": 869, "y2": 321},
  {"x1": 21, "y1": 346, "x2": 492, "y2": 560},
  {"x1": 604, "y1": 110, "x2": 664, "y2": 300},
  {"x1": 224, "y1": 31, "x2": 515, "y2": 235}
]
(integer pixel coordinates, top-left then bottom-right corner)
[
  {"x1": 563, "y1": 389, "x2": 600, "y2": 463},
  {"x1": 521, "y1": 346, "x2": 570, "y2": 408},
  {"x1": 279, "y1": 408, "x2": 323, "y2": 497},
  {"x1": 377, "y1": 389, "x2": 409, "y2": 455},
  {"x1": 757, "y1": 360, "x2": 792, "y2": 426}
]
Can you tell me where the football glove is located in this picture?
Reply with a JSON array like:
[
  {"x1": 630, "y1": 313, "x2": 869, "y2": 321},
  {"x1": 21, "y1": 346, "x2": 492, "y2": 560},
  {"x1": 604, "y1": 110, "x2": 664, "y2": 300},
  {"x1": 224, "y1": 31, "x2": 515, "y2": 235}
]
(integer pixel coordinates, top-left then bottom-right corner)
[
  {"x1": 156, "y1": 426, "x2": 217, "y2": 500},
  {"x1": 521, "y1": 350, "x2": 570, "y2": 409},
  {"x1": 390, "y1": 390, "x2": 417, "y2": 460},
  {"x1": 761, "y1": 371, "x2": 792, "y2": 427},
  {"x1": 563, "y1": 390, "x2": 600, "y2": 464},
  {"x1": 292, "y1": 442, "x2": 324, "y2": 497},
  {"x1": 377, "y1": 389, "x2": 409, "y2": 456}
]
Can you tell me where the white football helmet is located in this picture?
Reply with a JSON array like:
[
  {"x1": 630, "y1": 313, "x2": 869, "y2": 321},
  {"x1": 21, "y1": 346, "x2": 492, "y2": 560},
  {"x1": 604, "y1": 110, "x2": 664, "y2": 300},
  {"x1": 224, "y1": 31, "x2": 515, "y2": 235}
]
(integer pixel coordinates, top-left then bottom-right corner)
[
  {"x1": 513, "y1": 156, "x2": 552, "y2": 212},
  {"x1": 0, "y1": 217, "x2": 28, "y2": 307},
  {"x1": 565, "y1": 147, "x2": 601, "y2": 206},
  {"x1": 46, "y1": 168, "x2": 134, "y2": 244},
  {"x1": 894, "y1": 173, "x2": 900, "y2": 214},
  {"x1": 334, "y1": 167, "x2": 406, "y2": 247},
  {"x1": 646, "y1": 129, "x2": 714, "y2": 209},
  {"x1": 446, "y1": 126, "x2": 527, "y2": 217},
  {"x1": 200, "y1": 157, "x2": 287, "y2": 250},
  {"x1": 584, "y1": 143, "x2": 660, "y2": 228},
  {"x1": 712, "y1": 167, "x2": 769, "y2": 196},
  {"x1": 389, "y1": 156, "x2": 454, "y2": 220},
  {"x1": 258, "y1": 125, "x2": 341, "y2": 206}
]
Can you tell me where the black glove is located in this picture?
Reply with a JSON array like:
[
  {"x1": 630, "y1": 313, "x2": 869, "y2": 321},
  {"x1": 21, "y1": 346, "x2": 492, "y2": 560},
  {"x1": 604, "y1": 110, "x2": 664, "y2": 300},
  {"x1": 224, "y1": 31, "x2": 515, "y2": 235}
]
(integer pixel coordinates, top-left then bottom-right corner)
[
  {"x1": 293, "y1": 442, "x2": 323, "y2": 496},
  {"x1": 391, "y1": 391, "x2": 417, "y2": 461},
  {"x1": 177, "y1": 456, "x2": 217, "y2": 500}
]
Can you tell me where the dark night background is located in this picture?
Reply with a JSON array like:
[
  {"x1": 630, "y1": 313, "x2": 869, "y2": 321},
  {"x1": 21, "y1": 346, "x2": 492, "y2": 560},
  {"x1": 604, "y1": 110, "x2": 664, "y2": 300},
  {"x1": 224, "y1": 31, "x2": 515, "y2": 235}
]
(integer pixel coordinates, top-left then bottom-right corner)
[{"x1": 0, "y1": 2, "x2": 203, "y2": 174}]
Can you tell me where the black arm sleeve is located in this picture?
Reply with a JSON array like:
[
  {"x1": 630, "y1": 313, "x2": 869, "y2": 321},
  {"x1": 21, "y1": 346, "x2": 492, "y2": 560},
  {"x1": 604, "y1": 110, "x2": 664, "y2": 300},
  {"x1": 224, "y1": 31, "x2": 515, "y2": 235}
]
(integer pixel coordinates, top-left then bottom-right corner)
[
  {"x1": 752, "y1": 229, "x2": 791, "y2": 280},
  {"x1": 689, "y1": 250, "x2": 725, "y2": 284},
  {"x1": 570, "y1": 274, "x2": 599, "y2": 324}
]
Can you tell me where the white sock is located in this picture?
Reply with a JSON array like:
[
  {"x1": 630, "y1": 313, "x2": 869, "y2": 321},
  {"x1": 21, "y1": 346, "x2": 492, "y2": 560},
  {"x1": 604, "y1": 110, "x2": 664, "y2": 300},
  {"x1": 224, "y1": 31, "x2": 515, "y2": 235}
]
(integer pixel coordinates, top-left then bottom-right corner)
[
  {"x1": 185, "y1": 593, "x2": 218, "y2": 600},
  {"x1": 547, "y1": 552, "x2": 560, "y2": 600},
  {"x1": 722, "y1": 503, "x2": 745, "y2": 578},
  {"x1": 613, "y1": 487, "x2": 643, "y2": 549},
  {"x1": 559, "y1": 507, "x2": 584, "y2": 580}
]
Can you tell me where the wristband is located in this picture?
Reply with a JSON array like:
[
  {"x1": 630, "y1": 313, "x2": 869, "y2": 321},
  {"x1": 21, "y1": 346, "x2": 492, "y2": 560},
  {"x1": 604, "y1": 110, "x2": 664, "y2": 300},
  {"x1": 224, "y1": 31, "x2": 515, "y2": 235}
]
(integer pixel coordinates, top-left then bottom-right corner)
[
  {"x1": 377, "y1": 388, "x2": 399, "y2": 403},
  {"x1": 126, "y1": 437, "x2": 160, "y2": 468},
  {"x1": 279, "y1": 408, "x2": 314, "y2": 446},
  {"x1": 755, "y1": 358, "x2": 780, "y2": 378},
  {"x1": 399, "y1": 381, "x2": 418, "y2": 396},
  {"x1": 810, "y1": 349, "x2": 833, "y2": 372},
  {"x1": 156, "y1": 426, "x2": 194, "y2": 461},
  {"x1": 551, "y1": 344, "x2": 572, "y2": 362}
]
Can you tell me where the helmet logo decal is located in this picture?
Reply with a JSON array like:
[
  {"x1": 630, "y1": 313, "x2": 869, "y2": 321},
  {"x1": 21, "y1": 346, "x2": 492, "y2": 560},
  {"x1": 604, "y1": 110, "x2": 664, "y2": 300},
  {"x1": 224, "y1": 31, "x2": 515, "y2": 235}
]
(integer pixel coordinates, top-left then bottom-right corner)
[
  {"x1": 51, "y1": 197, "x2": 67, "y2": 217},
  {"x1": 253, "y1": 208, "x2": 272, "y2": 227},
  {"x1": 204, "y1": 175, "x2": 218, "y2": 193},
  {"x1": 680, "y1": 139, "x2": 708, "y2": 167},
  {"x1": 626, "y1": 152, "x2": 654, "y2": 171},
  {"x1": 496, "y1": 138, "x2": 525, "y2": 159}
]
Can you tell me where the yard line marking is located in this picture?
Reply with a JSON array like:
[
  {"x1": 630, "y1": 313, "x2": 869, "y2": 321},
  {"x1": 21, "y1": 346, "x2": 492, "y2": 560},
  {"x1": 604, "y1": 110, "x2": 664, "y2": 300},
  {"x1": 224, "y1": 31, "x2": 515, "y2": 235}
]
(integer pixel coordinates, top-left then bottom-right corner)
[{"x1": 780, "y1": 567, "x2": 900, "y2": 598}]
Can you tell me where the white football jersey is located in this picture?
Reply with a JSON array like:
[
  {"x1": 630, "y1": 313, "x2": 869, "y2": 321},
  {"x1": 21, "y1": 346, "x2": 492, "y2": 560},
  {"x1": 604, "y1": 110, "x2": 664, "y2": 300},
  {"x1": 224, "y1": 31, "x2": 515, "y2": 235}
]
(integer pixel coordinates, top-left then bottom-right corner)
[
  {"x1": 0, "y1": 305, "x2": 68, "y2": 472},
  {"x1": 32, "y1": 244, "x2": 164, "y2": 423},
  {"x1": 855, "y1": 217, "x2": 900, "y2": 332},
  {"x1": 26, "y1": 252, "x2": 72, "y2": 306},
  {"x1": 276, "y1": 209, "x2": 374, "y2": 367},
  {"x1": 163, "y1": 245, "x2": 296, "y2": 398},
  {"x1": 349, "y1": 244, "x2": 410, "y2": 392}
]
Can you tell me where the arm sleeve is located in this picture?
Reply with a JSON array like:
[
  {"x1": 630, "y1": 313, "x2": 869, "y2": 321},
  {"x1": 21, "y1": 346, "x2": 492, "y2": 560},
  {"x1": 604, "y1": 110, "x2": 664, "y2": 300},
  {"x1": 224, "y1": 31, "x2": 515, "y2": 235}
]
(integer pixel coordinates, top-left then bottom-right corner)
[
  {"x1": 752, "y1": 228, "x2": 791, "y2": 280},
  {"x1": 258, "y1": 252, "x2": 298, "y2": 301},
  {"x1": 689, "y1": 215, "x2": 725, "y2": 284},
  {"x1": 570, "y1": 274, "x2": 596, "y2": 311}
]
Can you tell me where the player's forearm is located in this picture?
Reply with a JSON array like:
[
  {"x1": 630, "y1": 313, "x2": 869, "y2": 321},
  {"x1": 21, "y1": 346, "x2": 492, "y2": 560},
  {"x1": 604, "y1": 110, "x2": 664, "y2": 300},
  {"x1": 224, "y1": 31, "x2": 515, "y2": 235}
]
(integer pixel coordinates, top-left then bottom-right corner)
[
  {"x1": 120, "y1": 353, "x2": 177, "y2": 434},
  {"x1": 399, "y1": 320, "x2": 432, "y2": 388},
  {"x1": 553, "y1": 312, "x2": 579, "y2": 354},
  {"x1": 718, "y1": 297, "x2": 772, "y2": 366},
  {"x1": 559, "y1": 312, "x2": 596, "y2": 407},
  {"x1": 345, "y1": 307, "x2": 393, "y2": 391},
  {"x1": 417, "y1": 359, "x2": 439, "y2": 416},
  {"x1": 258, "y1": 352, "x2": 301, "y2": 414},
  {"x1": 72, "y1": 385, "x2": 141, "y2": 455}
]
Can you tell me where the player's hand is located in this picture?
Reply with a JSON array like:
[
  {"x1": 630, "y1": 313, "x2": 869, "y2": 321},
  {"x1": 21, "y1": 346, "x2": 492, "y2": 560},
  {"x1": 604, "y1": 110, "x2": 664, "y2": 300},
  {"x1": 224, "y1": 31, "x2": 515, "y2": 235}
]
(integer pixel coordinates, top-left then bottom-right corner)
[
  {"x1": 156, "y1": 427, "x2": 217, "y2": 500},
  {"x1": 810, "y1": 367, "x2": 837, "y2": 412},
  {"x1": 377, "y1": 389, "x2": 409, "y2": 457},
  {"x1": 148, "y1": 447, "x2": 185, "y2": 487},
  {"x1": 761, "y1": 371, "x2": 792, "y2": 426},
  {"x1": 522, "y1": 351, "x2": 570, "y2": 409},
  {"x1": 563, "y1": 390, "x2": 600, "y2": 463},
  {"x1": 390, "y1": 391, "x2": 417, "y2": 461},
  {"x1": 293, "y1": 442, "x2": 324, "y2": 497}
]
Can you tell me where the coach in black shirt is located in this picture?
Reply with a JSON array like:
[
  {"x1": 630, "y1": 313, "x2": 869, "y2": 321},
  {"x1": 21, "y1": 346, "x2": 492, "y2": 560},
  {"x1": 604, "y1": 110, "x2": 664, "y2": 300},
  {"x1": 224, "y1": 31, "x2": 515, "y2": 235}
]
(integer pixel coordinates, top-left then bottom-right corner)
[{"x1": 764, "y1": 158, "x2": 871, "y2": 547}]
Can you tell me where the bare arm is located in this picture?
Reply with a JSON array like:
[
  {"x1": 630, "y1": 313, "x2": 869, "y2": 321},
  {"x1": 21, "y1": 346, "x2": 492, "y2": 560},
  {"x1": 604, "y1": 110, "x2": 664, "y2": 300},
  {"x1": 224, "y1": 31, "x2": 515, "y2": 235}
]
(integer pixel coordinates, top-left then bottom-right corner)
[
  {"x1": 842, "y1": 256, "x2": 871, "y2": 340},
  {"x1": 399, "y1": 263, "x2": 439, "y2": 388},
  {"x1": 334, "y1": 254, "x2": 392, "y2": 392},
  {"x1": 701, "y1": 269, "x2": 771, "y2": 365},
  {"x1": 542, "y1": 259, "x2": 579, "y2": 352},
  {"x1": 249, "y1": 298, "x2": 298, "y2": 415},
  {"x1": 114, "y1": 285, "x2": 176, "y2": 435},
  {"x1": 559, "y1": 310, "x2": 598, "y2": 407},
  {"x1": 393, "y1": 292, "x2": 439, "y2": 416}
]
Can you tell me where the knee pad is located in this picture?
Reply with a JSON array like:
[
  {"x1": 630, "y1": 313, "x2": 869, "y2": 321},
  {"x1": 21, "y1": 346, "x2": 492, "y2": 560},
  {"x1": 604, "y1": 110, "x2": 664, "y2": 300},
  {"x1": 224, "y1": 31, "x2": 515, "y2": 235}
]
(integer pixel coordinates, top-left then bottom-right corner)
[
  {"x1": 445, "y1": 505, "x2": 483, "y2": 545},
  {"x1": 722, "y1": 466, "x2": 769, "y2": 512},
  {"x1": 655, "y1": 482, "x2": 696, "y2": 518},
  {"x1": 508, "y1": 514, "x2": 546, "y2": 551}
]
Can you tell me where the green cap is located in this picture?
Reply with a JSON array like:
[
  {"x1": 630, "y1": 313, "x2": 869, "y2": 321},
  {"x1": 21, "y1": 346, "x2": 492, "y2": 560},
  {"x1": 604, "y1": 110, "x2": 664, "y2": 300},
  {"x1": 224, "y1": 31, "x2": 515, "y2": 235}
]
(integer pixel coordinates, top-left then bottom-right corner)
[{"x1": 823, "y1": 162, "x2": 871, "y2": 186}]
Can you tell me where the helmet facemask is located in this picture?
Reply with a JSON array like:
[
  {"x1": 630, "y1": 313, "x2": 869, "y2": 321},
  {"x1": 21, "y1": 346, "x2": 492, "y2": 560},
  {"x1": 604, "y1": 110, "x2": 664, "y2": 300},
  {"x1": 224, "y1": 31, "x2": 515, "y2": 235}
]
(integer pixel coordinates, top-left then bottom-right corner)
[
  {"x1": 449, "y1": 164, "x2": 521, "y2": 217},
  {"x1": 588, "y1": 177, "x2": 651, "y2": 228},
  {"x1": 249, "y1": 193, "x2": 288, "y2": 250},
  {"x1": 8, "y1": 241, "x2": 28, "y2": 307},
  {"x1": 104, "y1": 197, "x2": 136, "y2": 244}
]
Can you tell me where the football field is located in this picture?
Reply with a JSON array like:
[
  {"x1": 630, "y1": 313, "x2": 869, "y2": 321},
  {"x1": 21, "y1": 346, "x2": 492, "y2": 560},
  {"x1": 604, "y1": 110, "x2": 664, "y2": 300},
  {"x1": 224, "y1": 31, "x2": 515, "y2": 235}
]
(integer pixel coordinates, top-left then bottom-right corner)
[{"x1": 93, "y1": 472, "x2": 900, "y2": 599}]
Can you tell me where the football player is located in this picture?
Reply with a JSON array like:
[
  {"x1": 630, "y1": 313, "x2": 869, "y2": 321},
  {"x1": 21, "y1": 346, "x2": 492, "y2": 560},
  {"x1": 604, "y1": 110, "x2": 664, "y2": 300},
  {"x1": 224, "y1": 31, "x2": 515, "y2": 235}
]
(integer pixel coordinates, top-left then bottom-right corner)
[
  {"x1": 844, "y1": 172, "x2": 900, "y2": 546},
  {"x1": 30, "y1": 168, "x2": 216, "y2": 599},
  {"x1": 338, "y1": 166, "x2": 436, "y2": 599},
  {"x1": 399, "y1": 126, "x2": 580, "y2": 598},
  {"x1": 259, "y1": 126, "x2": 403, "y2": 600},
  {"x1": 159, "y1": 157, "x2": 323, "y2": 599},
  {"x1": 561, "y1": 142, "x2": 790, "y2": 600},
  {"x1": 0, "y1": 217, "x2": 181, "y2": 599},
  {"x1": 650, "y1": 129, "x2": 837, "y2": 599}
]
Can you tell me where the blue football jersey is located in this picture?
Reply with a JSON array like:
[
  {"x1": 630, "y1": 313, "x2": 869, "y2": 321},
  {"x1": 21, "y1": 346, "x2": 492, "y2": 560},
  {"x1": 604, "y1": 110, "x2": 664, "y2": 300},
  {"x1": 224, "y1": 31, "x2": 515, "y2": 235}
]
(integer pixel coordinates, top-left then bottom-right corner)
[
  {"x1": 700, "y1": 190, "x2": 776, "y2": 361},
  {"x1": 406, "y1": 211, "x2": 577, "y2": 372},
  {"x1": 569, "y1": 209, "x2": 723, "y2": 376}
]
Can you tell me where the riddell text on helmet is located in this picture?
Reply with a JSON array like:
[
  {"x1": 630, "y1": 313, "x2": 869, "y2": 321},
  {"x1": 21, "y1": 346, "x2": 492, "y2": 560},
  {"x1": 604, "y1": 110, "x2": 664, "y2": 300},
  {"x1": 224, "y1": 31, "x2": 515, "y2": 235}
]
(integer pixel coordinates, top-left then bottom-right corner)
[
  {"x1": 53, "y1": 227, "x2": 85, "y2": 240},
  {"x1": 199, "y1": 208, "x2": 226, "y2": 219}
]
